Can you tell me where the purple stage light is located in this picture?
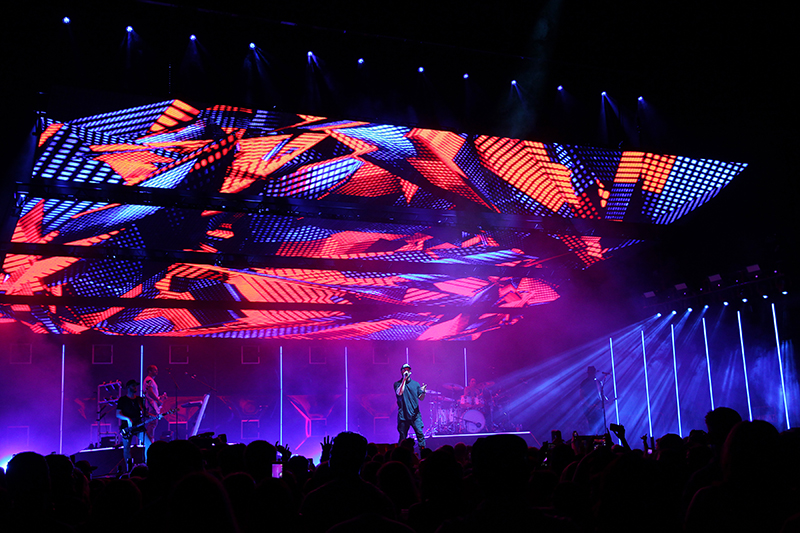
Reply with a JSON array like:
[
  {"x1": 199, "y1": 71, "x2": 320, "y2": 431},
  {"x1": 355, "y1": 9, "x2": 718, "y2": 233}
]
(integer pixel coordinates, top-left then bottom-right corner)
[
  {"x1": 688, "y1": 307, "x2": 693, "y2": 312},
  {"x1": 638, "y1": 96, "x2": 644, "y2": 101},
  {"x1": 358, "y1": 58, "x2": 364, "y2": 64},
  {"x1": 63, "y1": 17, "x2": 70, "y2": 24},
  {"x1": 418, "y1": 66, "x2": 424, "y2": 73},
  {"x1": 126, "y1": 26, "x2": 133, "y2": 33},
  {"x1": 511, "y1": 80, "x2": 517, "y2": 86},
  {"x1": 190, "y1": 34, "x2": 196, "y2": 41},
  {"x1": 724, "y1": 301, "x2": 729, "y2": 306},
  {"x1": 557, "y1": 85, "x2": 563, "y2": 91},
  {"x1": 463, "y1": 73, "x2": 469, "y2": 79},
  {"x1": 601, "y1": 91, "x2": 607, "y2": 96},
  {"x1": 307, "y1": 51, "x2": 313, "y2": 57},
  {"x1": 742, "y1": 298, "x2": 748, "y2": 303},
  {"x1": 249, "y1": 42, "x2": 255, "y2": 49}
]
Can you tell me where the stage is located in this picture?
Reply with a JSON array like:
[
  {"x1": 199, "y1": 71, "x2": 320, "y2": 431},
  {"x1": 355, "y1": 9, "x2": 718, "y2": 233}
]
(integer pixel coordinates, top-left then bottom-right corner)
[{"x1": 425, "y1": 431, "x2": 539, "y2": 448}]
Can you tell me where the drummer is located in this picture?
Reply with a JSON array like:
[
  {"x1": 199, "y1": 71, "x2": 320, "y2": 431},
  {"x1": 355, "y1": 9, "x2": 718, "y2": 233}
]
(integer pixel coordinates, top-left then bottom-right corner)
[{"x1": 463, "y1": 378, "x2": 483, "y2": 401}]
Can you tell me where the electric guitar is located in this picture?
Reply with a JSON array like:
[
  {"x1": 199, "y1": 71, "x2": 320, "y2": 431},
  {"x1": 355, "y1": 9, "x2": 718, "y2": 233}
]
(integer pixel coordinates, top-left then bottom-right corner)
[{"x1": 120, "y1": 408, "x2": 178, "y2": 439}]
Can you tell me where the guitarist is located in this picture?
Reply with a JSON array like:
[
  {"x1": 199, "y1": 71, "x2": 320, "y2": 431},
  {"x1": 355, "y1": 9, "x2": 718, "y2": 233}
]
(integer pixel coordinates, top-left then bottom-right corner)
[
  {"x1": 143, "y1": 365, "x2": 167, "y2": 447},
  {"x1": 116, "y1": 379, "x2": 149, "y2": 470}
]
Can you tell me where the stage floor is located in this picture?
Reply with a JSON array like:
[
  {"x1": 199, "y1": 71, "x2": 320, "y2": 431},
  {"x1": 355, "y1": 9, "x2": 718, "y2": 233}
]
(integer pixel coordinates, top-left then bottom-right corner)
[{"x1": 424, "y1": 431, "x2": 539, "y2": 448}]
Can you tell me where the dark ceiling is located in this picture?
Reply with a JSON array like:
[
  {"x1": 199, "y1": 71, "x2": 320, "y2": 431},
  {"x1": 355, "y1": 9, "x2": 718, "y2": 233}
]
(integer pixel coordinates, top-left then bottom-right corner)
[{"x1": 2, "y1": 0, "x2": 797, "y2": 328}]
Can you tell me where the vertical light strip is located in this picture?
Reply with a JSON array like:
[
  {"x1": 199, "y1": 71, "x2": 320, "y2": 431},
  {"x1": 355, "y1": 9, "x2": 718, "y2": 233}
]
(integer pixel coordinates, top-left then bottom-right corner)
[
  {"x1": 345, "y1": 346, "x2": 349, "y2": 431},
  {"x1": 139, "y1": 345, "x2": 144, "y2": 387},
  {"x1": 59, "y1": 344, "x2": 65, "y2": 455},
  {"x1": 641, "y1": 330, "x2": 653, "y2": 437},
  {"x1": 671, "y1": 324, "x2": 683, "y2": 437},
  {"x1": 772, "y1": 303, "x2": 791, "y2": 429},
  {"x1": 609, "y1": 337, "x2": 620, "y2": 444},
  {"x1": 406, "y1": 346, "x2": 409, "y2": 365},
  {"x1": 464, "y1": 347, "x2": 468, "y2": 387},
  {"x1": 279, "y1": 346, "x2": 284, "y2": 444},
  {"x1": 702, "y1": 317, "x2": 715, "y2": 410},
  {"x1": 737, "y1": 311, "x2": 753, "y2": 421}
]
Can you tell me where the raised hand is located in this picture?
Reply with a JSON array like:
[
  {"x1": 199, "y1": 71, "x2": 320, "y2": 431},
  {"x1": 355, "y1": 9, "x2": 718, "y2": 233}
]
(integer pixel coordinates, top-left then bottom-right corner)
[
  {"x1": 320, "y1": 435, "x2": 333, "y2": 463},
  {"x1": 275, "y1": 441, "x2": 292, "y2": 462}
]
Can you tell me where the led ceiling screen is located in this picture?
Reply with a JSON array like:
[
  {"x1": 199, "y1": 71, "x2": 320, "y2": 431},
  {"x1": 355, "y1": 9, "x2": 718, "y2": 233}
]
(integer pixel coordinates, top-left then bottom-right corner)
[{"x1": 0, "y1": 100, "x2": 747, "y2": 339}]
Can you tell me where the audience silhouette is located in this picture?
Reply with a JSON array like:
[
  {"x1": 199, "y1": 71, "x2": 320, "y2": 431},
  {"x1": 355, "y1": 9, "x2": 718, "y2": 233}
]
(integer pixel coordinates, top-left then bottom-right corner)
[{"x1": 2, "y1": 406, "x2": 799, "y2": 532}]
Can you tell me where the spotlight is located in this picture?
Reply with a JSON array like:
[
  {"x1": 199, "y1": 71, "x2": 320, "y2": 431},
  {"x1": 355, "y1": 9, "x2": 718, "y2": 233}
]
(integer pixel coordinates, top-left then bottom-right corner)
[
  {"x1": 63, "y1": 16, "x2": 70, "y2": 24},
  {"x1": 511, "y1": 80, "x2": 517, "y2": 86},
  {"x1": 190, "y1": 34, "x2": 196, "y2": 41},
  {"x1": 418, "y1": 66, "x2": 424, "y2": 73},
  {"x1": 656, "y1": 313, "x2": 662, "y2": 318},
  {"x1": 249, "y1": 42, "x2": 256, "y2": 49},
  {"x1": 671, "y1": 310, "x2": 676, "y2": 315},
  {"x1": 688, "y1": 307, "x2": 693, "y2": 312},
  {"x1": 557, "y1": 85, "x2": 563, "y2": 91},
  {"x1": 601, "y1": 91, "x2": 607, "y2": 96},
  {"x1": 307, "y1": 51, "x2": 313, "y2": 57},
  {"x1": 763, "y1": 294, "x2": 769, "y2": 299},
  {"x1": 742, "y1": 298, "x2": 748, "y2": 303},
  {"x1": 782, "y1": 291, "x2": 788, "y2": 295},
  {"x1": 704, "y1": 305, "x2": 709, "y2": 309},
  {"x1": 638, "y1": 96, "x2": 644, "y2": 101},
  {"x1": 358, "y1": 58, "x2": 364, "y2": 64},
  {"x1": 126, "y1": 26, "x2": 133, "y2": 33},
  {"x1": 723, "y1": 301, "x2": 729, "y2": 306},
  {"x1": 463, "y1": 73, "x2": 469, "y2": 79}
]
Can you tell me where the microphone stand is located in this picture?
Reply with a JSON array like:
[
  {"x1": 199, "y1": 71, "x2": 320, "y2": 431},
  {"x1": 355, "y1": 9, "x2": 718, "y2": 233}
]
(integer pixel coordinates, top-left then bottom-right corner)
[
  {"x1": 166, "y1": 368, "x2": 180, "y2": 440},
  {"x1": 186, "y1": 372, "x2": 217, "y2": 393},
  {"x1": 599, "y1": 377, "x2": 607, "y2": 435}
]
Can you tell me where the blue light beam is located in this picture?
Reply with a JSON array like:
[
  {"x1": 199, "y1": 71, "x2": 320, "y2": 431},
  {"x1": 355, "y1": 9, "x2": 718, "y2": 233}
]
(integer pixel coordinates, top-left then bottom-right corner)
[
  {"x1": 609, "y1": 337, "x2": 620, "y2": 444},
  {"x1": 737, "y1": 311, "x2": 753, "y2": 421},
  {"x1": 642, "y1": 330, "x2": 654, "y2": 437},
  {"x1": 671, "y1": 324, "x2": 683, "y2": 437},
  {"x1": 772, "y1": 303, "x2": 791, "y2": 429},
  {"x1": 702, "y1": 317, "x2": 715, "y2": 410}
]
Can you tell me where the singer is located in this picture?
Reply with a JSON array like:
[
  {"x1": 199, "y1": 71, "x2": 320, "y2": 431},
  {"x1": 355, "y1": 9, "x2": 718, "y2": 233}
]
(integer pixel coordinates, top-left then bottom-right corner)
[{"x1": 394, "y1": 363, "x2": 427, "y2": 449}]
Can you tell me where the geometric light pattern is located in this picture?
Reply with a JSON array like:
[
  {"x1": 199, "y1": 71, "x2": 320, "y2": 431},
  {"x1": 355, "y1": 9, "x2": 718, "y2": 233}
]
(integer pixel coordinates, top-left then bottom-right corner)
[{"x1": 0, "y1": 101, "x2": 747, "y2": 339}]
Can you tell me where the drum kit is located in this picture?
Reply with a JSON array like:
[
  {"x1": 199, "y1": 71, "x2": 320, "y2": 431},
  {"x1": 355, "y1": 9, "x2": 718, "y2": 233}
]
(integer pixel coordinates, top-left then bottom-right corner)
[{"x1": 426, "y1": 382, "x2": 507, "y2": 435}]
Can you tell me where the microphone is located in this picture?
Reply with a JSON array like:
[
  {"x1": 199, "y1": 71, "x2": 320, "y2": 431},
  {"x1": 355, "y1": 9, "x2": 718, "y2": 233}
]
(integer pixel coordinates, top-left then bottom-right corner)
[
  {"x1": 185, "y1": 372, "x2": 197, "y2": 379},
  {"x1": 600, "y1": 371, "x2": 611, "y2": 375}
]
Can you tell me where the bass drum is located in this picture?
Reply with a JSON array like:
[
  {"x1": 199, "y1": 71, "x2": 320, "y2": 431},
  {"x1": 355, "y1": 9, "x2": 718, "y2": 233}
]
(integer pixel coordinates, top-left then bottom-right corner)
[{"x1": 460, "y1": 409, "x2": 486, "y2": 434}]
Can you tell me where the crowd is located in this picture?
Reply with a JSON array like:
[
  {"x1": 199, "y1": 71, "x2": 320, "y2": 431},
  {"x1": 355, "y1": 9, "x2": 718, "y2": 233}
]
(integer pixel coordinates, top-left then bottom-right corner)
[{"x1": 1, "y1": 407, "x2": 799, "y2": 532}]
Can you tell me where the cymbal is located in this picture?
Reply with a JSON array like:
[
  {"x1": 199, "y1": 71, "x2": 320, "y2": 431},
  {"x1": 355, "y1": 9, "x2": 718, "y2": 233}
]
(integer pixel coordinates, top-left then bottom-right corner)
[{"x1": 443, "y1": 383, "x2": 464, "y2": 392}]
